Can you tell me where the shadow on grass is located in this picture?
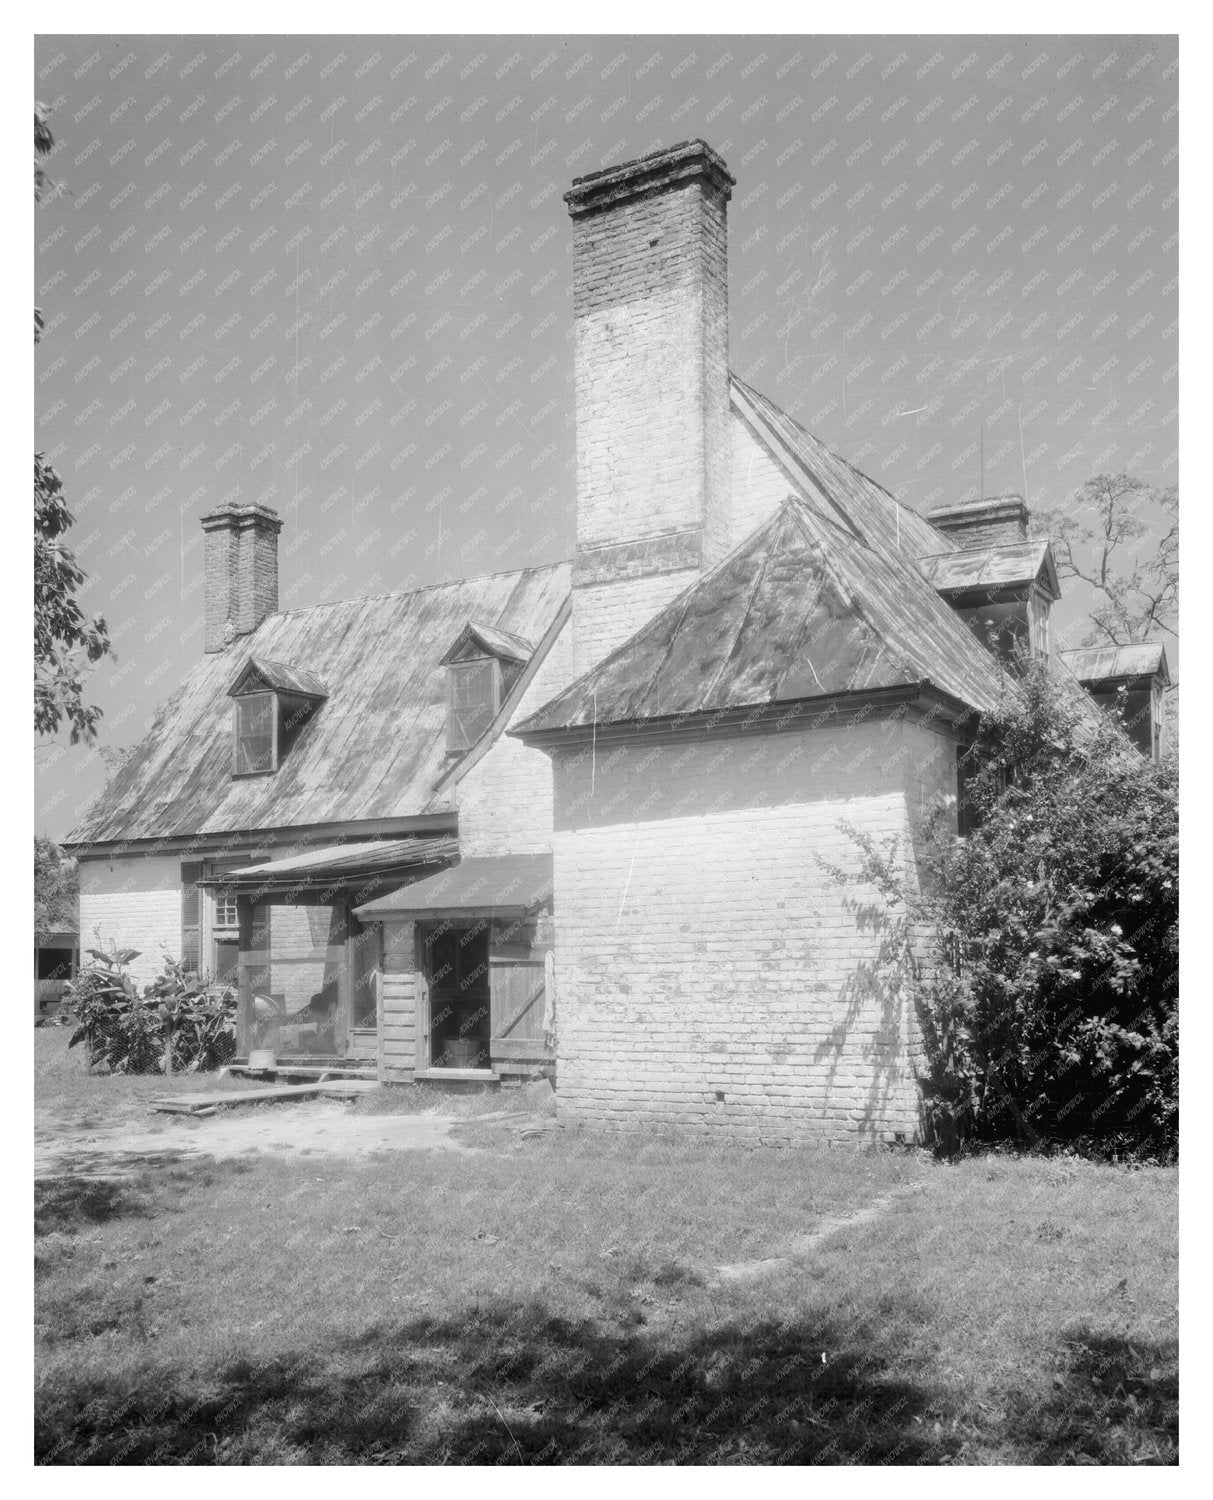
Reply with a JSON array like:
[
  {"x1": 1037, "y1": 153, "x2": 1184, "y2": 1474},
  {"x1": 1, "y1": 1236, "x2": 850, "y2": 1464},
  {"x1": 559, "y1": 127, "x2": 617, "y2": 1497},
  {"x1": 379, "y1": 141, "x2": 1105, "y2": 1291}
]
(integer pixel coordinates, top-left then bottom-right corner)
[
  {"x1": 1002, "y1": 1327, "x2": 1178, "y2": 1465},
  {"x1": 36, "y1": 1298, "x2": 955, "y2": 1465},
  {"x1": 35, "y1": 1157, "x2": 255, "y2": 1238}
]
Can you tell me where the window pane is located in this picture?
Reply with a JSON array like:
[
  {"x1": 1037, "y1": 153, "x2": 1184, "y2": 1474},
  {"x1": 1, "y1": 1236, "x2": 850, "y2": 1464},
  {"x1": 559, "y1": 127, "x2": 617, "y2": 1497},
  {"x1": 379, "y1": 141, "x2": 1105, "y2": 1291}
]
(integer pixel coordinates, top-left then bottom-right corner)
[
  {"x1": 235, "y1": 693, "x2": 275, "y2": 773},
  {"x1": 449, "y1": 659, "x2": 497, "y2": 750}
]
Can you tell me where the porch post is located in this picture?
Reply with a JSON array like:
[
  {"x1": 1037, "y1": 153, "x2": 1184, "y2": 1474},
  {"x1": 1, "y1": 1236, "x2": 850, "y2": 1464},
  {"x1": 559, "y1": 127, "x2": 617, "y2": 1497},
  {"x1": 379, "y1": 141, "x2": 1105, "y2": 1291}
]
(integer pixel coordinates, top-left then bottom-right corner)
[{"x1": 235, "y1": 894, "x2": 255, "y2": 1056}]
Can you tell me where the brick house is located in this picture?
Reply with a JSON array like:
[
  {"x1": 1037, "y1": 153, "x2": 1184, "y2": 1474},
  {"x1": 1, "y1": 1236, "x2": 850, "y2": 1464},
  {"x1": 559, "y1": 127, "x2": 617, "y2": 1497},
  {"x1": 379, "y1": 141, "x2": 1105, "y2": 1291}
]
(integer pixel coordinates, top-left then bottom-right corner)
[{"x1": 65, "y1": 141, "x2": 1168, "y2": 1142}]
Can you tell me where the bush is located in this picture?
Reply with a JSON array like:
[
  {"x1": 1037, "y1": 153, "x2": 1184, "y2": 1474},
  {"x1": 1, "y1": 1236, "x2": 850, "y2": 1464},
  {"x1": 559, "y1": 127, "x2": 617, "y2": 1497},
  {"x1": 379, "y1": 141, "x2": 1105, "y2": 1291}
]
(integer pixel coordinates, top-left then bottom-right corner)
[
  {"x1": 67, "y1": 949, "x2": 237, "y2": 1075},
  {"x1": 917, "y1": 664, "x2": 1177, "y2": 1162}
]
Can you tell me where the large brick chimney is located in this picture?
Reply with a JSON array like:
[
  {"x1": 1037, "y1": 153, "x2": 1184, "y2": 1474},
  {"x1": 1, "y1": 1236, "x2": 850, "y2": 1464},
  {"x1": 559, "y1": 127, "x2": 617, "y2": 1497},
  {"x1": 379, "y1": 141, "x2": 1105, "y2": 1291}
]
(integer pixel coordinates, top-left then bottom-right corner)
[
  {"x1": 200, "y1": 501, "x2": 282, "y2": 652},
  {"x1": 926, "y1": 494, "x2": 1029, "y2": 550},
  {"x1": 564, "y1": 141, "x2": 735, "y2": 676}
]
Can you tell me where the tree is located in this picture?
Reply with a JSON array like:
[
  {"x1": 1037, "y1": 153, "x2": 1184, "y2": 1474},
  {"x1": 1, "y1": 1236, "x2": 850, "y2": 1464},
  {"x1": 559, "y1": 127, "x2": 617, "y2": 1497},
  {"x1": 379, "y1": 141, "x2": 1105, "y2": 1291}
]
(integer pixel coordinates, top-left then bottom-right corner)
[
  {"x1": 35, "y1": 104, "x2": 112, "y2": 742},
  {"x1": 34, "y1": 835, "x2": 78, "y2": 944},
  {"x1": 1036, "y1": 472, "x2": 1178, "y2": 648},
  {"x1": 917, "y1": 663, "x2": 1177, "y2": 1161}
]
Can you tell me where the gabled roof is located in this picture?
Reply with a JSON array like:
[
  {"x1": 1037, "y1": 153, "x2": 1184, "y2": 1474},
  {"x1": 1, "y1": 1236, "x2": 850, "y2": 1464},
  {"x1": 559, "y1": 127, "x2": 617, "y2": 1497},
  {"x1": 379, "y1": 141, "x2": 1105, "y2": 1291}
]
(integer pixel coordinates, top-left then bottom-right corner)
[
  {"x1": 227, "y1": 656, "x2": 329, "y2": 700},
  {"x1": 439, "y1": 620, "x2": 535, "y2": 666},
  {"x1": 514, "y1": 493, "x2": 1007, "y2": 737},
  {"x1": 67, "y1": 564, "x2": 570, "y2": 847},
  {"x1": 917, "y1": 540, "x2": 1060, "y2": 600},
  {"x1": 730, "y1": 375, "x2": 957, "y2": 561},
  {"x1": 1062, "y1": 643, "x2": 1171, "y2": 686}
]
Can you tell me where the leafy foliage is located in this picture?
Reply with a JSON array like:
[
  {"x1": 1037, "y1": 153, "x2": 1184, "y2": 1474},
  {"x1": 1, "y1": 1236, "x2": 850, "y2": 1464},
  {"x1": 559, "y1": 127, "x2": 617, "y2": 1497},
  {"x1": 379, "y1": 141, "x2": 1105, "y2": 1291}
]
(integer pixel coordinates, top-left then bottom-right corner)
[
  {"x1": 918, "y1": 665, "x2": 1177, "y2": 1160},
  {"x1": 67, "y1": 949, "x2": 237, "y2": 1075},
  {"x1": 34, "y1": 107, "x2": 112, "y2": 742},
  {"x1": 34, "y1": 835, "x2": 78, "y2": 944}
]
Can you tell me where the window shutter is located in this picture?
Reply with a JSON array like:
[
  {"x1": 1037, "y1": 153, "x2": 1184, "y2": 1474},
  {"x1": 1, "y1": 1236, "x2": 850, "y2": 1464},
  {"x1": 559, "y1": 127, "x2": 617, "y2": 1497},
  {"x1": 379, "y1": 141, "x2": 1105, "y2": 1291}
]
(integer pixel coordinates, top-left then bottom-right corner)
[{"x1": 181, "y1": 862, "x2": 202, "y2": 974}]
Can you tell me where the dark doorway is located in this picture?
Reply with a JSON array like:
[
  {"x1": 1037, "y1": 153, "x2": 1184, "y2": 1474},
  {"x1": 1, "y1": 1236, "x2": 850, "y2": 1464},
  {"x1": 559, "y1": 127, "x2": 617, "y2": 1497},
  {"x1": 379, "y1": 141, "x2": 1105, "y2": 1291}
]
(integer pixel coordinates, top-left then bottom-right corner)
[{"x1": 423, "y1": 921, "x2": 491, "y2": 1069}]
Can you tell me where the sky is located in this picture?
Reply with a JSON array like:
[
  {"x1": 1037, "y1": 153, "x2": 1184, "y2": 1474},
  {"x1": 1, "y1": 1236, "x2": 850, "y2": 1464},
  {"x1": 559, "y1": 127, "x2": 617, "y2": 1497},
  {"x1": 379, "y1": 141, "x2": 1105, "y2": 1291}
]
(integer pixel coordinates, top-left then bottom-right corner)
[{"x1": 33, "y1": 32, "x2": 1178, "y2": 840}]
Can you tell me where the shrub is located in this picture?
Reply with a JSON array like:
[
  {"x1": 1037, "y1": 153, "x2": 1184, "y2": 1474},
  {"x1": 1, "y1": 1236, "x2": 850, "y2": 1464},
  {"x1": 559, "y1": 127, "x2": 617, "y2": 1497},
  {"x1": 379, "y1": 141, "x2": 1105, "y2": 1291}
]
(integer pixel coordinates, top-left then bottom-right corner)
[
  {"x1": 917, "y1": 664, "x2": 1178, "y2": 1161},
  {"x1": 67, "y1": 949, "x2": 237, "y2": 1075}
]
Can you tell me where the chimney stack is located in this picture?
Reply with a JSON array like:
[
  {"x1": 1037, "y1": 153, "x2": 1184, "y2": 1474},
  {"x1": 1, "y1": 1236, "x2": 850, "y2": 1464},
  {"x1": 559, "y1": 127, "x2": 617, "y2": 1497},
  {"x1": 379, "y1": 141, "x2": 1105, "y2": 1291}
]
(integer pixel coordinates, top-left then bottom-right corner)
[
  {"x1": 565, "y1": 141, "x2": 735, "y2": 675},
  {"x1": 200, "y1": 502, "x2": 283, "y2": 652},
  {"x1": 926, "y1": 494, "x2": 1029, "y2": 550}
]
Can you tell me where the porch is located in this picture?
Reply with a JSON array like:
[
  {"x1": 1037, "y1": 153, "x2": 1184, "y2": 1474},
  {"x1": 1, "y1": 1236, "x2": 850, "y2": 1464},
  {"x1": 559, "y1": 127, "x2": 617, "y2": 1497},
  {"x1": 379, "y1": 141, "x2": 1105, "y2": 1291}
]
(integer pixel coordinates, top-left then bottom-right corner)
[
  {"x1": 202, "y1": 844, "x2": 556, "y2": 1085},
  {"x1": 355, "y1": 854, "x2": 556, "y2": 1085}
]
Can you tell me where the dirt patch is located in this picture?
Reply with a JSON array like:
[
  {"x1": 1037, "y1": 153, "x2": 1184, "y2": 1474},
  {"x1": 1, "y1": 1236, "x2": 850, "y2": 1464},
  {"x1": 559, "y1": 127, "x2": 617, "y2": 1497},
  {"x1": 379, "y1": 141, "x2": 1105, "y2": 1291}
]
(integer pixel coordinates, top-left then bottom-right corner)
[{"x1": 35, "y1": 1099, "x2": 467, "y2": 1179}]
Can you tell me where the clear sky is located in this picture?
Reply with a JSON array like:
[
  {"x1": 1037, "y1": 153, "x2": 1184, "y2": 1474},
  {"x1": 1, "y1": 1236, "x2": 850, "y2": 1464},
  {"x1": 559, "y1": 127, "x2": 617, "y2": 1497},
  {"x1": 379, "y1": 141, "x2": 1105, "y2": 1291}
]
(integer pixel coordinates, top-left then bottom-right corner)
[{"x1": 34, "y1": 32, "x2": 1178, "y2": 840}]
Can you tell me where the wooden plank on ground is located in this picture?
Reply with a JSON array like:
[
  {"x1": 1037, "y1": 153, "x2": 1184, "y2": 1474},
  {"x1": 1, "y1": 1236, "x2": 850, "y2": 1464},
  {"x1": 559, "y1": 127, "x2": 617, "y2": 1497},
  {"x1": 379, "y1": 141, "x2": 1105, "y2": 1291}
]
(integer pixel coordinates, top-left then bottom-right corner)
[{"x1": 151, "y1": 1079, "x2": 379, "y2": 1114}]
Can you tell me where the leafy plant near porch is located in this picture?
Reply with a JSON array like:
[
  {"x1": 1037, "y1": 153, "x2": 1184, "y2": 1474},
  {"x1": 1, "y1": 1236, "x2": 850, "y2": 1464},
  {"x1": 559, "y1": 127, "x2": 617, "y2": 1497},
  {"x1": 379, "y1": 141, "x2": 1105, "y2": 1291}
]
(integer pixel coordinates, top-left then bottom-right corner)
[
  {"x1": 825, "y1": 663, "x2": 1177, "y2": 1161},
  {"x1": 67, "y1": 948, "x2": 237, "y2": 1075}
]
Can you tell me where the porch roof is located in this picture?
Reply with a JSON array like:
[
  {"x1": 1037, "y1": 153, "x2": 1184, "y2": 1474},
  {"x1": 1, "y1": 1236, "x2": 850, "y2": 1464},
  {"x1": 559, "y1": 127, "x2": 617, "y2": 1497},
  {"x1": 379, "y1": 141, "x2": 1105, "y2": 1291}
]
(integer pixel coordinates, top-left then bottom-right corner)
[
  {"x1": 198, "y1": 836, "x2": 458, "y2": 896},
  {"x1": 354, "y1": 853, "x2": 553, "y2": 920}
]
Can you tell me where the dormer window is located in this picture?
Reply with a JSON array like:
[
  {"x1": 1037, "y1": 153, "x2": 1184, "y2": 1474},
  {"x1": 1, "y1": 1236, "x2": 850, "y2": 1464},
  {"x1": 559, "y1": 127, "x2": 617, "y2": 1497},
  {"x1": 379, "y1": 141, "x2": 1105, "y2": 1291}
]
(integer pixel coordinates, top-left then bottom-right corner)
[
  {"x1": 448, "y1": 657, "x2": 500, "y2": 752},
  {"x1": 235, "y1": 691, "x2": 277, "y2": 774},
  {"x1": 918, "y1": 541, "x2": 1060, "y2": 670},
  {"x1": 440, "y1": 621, "x2": 533, "y2": 755},
  {"x1": 227, "y1": 657, "x2": 328, "y2": 777}
]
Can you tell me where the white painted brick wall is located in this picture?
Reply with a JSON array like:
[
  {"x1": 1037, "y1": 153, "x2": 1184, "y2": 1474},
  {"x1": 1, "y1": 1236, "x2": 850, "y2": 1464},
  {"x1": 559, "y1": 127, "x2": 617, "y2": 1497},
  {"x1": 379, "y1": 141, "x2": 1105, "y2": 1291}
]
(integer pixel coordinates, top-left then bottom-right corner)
[
  {"x1": 571, "y1": 568, "x2": 699, "y2": 679},
  {"x1": 550, "y1": 715, "x2": 958, "y2": 1144},
  {"x1": 729, "y1": 408, "x2": 799, "y2": 548},
  {"x1": 78, "y1": 854, "x2": 182, "y2": 988},
  {"x1": 458, "y1": 619, "x2": 574, "y2": 857}
]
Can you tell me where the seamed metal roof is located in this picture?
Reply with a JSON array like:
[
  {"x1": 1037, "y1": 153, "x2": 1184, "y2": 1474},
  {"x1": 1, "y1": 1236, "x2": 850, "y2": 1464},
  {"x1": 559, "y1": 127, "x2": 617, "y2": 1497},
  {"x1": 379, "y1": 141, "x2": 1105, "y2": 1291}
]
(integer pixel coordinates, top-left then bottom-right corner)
[
  {"x1": 355, "y1": 853, "x2": 553, "y2": 919},
  {"x1": 228, "y1": 657, "x2": 330, "y2": 699},
  {"x1": 1062, "y1": 643, "x2": 1171, "y2": 686},
  {"x1": 514, "y1": 493, "x2": 1008, "y2": 737},
  {"x1": 67, "y1": 564, "x2": 570, "y2": 847},
  {"x1": 196, "y1": 837, "x2": 458, "y2": 895},
  {"x1": 917, "y1": 540, "x2": 1060, "y2": 598}
]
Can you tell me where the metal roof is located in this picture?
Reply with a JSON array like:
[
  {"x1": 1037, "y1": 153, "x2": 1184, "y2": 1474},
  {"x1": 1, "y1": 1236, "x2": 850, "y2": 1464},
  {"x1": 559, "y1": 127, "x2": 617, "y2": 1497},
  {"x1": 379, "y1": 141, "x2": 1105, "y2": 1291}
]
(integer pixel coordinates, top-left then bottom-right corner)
[
  {"x1": 355, "y1": 853, "x2": 553, "y2": 919},
  {"x1": 438, "y1": 621, "x2": 535, "y2": 665},
  {"x1": 1062, "y1": 643, "x2": 1171, "y2": 685},
  {"x1": 917, "y1": 540, "x2": 1060, "y2": 599},
  {"x1": 67, "y1": 564, "x2": 570, "y2": 847},
  {"x1": 731, "y1": 376, "x2": 956, "y2": 561},
  {"x1": 227, "y1": 656, "x2": 329, "y2": 699},
  {"x1": 196, "y1": 837, "x2": 458, "y2": 894},
  {"x1": 514, "y1": 493, "x2": 1008, "y2": 736}
]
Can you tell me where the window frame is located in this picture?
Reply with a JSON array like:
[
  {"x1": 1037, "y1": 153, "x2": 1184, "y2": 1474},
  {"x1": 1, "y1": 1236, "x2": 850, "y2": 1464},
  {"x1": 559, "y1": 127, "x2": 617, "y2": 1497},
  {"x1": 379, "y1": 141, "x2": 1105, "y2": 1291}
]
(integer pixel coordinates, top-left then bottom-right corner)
[
  {"x1": 232, "y1": 689, "x2": 279, "y2": 776},
  {"x1": 446, "y1": 655, "x2": 502, "y2": 754}
]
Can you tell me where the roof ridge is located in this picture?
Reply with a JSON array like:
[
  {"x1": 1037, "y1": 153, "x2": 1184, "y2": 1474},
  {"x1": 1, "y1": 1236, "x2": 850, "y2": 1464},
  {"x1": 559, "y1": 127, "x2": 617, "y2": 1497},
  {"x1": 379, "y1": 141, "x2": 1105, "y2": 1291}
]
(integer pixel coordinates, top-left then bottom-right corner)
[
  {"x1": 728, "y1": 371, "x2": 957, "y2": 552},
  {"x1": 266, "y1": 559, "x2": 569, "y2": 620}
]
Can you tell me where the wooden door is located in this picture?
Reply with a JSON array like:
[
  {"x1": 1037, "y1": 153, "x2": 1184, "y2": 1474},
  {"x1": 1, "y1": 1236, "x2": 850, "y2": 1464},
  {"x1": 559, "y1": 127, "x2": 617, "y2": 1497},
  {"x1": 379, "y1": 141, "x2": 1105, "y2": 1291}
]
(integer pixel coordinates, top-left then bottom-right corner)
[{"x1": 489, "y1": 940, "x2": 554, "y2": 1070}]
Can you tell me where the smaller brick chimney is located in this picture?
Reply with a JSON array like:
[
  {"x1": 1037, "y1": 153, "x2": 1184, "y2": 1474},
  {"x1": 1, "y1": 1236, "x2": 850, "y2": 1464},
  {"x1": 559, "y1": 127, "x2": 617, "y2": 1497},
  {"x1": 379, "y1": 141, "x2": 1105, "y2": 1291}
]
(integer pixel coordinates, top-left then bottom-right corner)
[
  {"x1": 926, "y1": 494, "x2": 1029, "y2": 550},
  {"x1": 200, "y1": 502, "x2": 282, "y2": 653}
]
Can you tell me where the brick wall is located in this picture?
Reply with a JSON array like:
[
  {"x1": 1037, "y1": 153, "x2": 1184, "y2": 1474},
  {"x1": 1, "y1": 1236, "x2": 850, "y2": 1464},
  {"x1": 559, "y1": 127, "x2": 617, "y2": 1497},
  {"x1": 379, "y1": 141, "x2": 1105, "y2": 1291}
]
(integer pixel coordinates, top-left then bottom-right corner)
[
  {"x1": 570, "y1": 569, "x2": 700, "y2": 679},
  {"x1": 729, "y1": 406, "x2": 799, "y2": 549},
  {"x1": 78, "y1": 854, "x2": 183, "y2": 988},
  {"x1": 201, "y1": 503, "x2": 282, "y2": 652},
  {"x1": 457, "y1": 618, "x2": 574, "y2": 856},
  {"x1": 568, "y1": 144, "x2": 734, "y2": 674},
  {"x1": 549, "y1": 713, "x2": 959, "y2": 1144}
]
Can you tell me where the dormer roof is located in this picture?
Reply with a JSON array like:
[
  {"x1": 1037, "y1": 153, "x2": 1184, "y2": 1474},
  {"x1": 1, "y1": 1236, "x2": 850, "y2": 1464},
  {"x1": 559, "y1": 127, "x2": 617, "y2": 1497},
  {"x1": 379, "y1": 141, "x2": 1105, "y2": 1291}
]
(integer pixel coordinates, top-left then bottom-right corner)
[
  {"x1": 439, "y1": 621, "x2": 535, "y2": 667},
  {"x1": 917, "y1": 540, "x2": 1060, "y2": 601},
  {"x1": 1062, "y1": 643, "x2": 1171, "y2": 687},
  {"x1": 227, "y1": 656, "x2": 329, "y2": 700}
]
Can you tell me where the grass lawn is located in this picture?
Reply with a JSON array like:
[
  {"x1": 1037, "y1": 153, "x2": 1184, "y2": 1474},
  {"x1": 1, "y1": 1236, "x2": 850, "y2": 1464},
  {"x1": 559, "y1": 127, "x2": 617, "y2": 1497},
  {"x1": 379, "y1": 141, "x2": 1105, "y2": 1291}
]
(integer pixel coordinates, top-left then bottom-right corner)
[{"x1": 35, "y1": 1034, "x2": 1177, "y2": 1465}]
